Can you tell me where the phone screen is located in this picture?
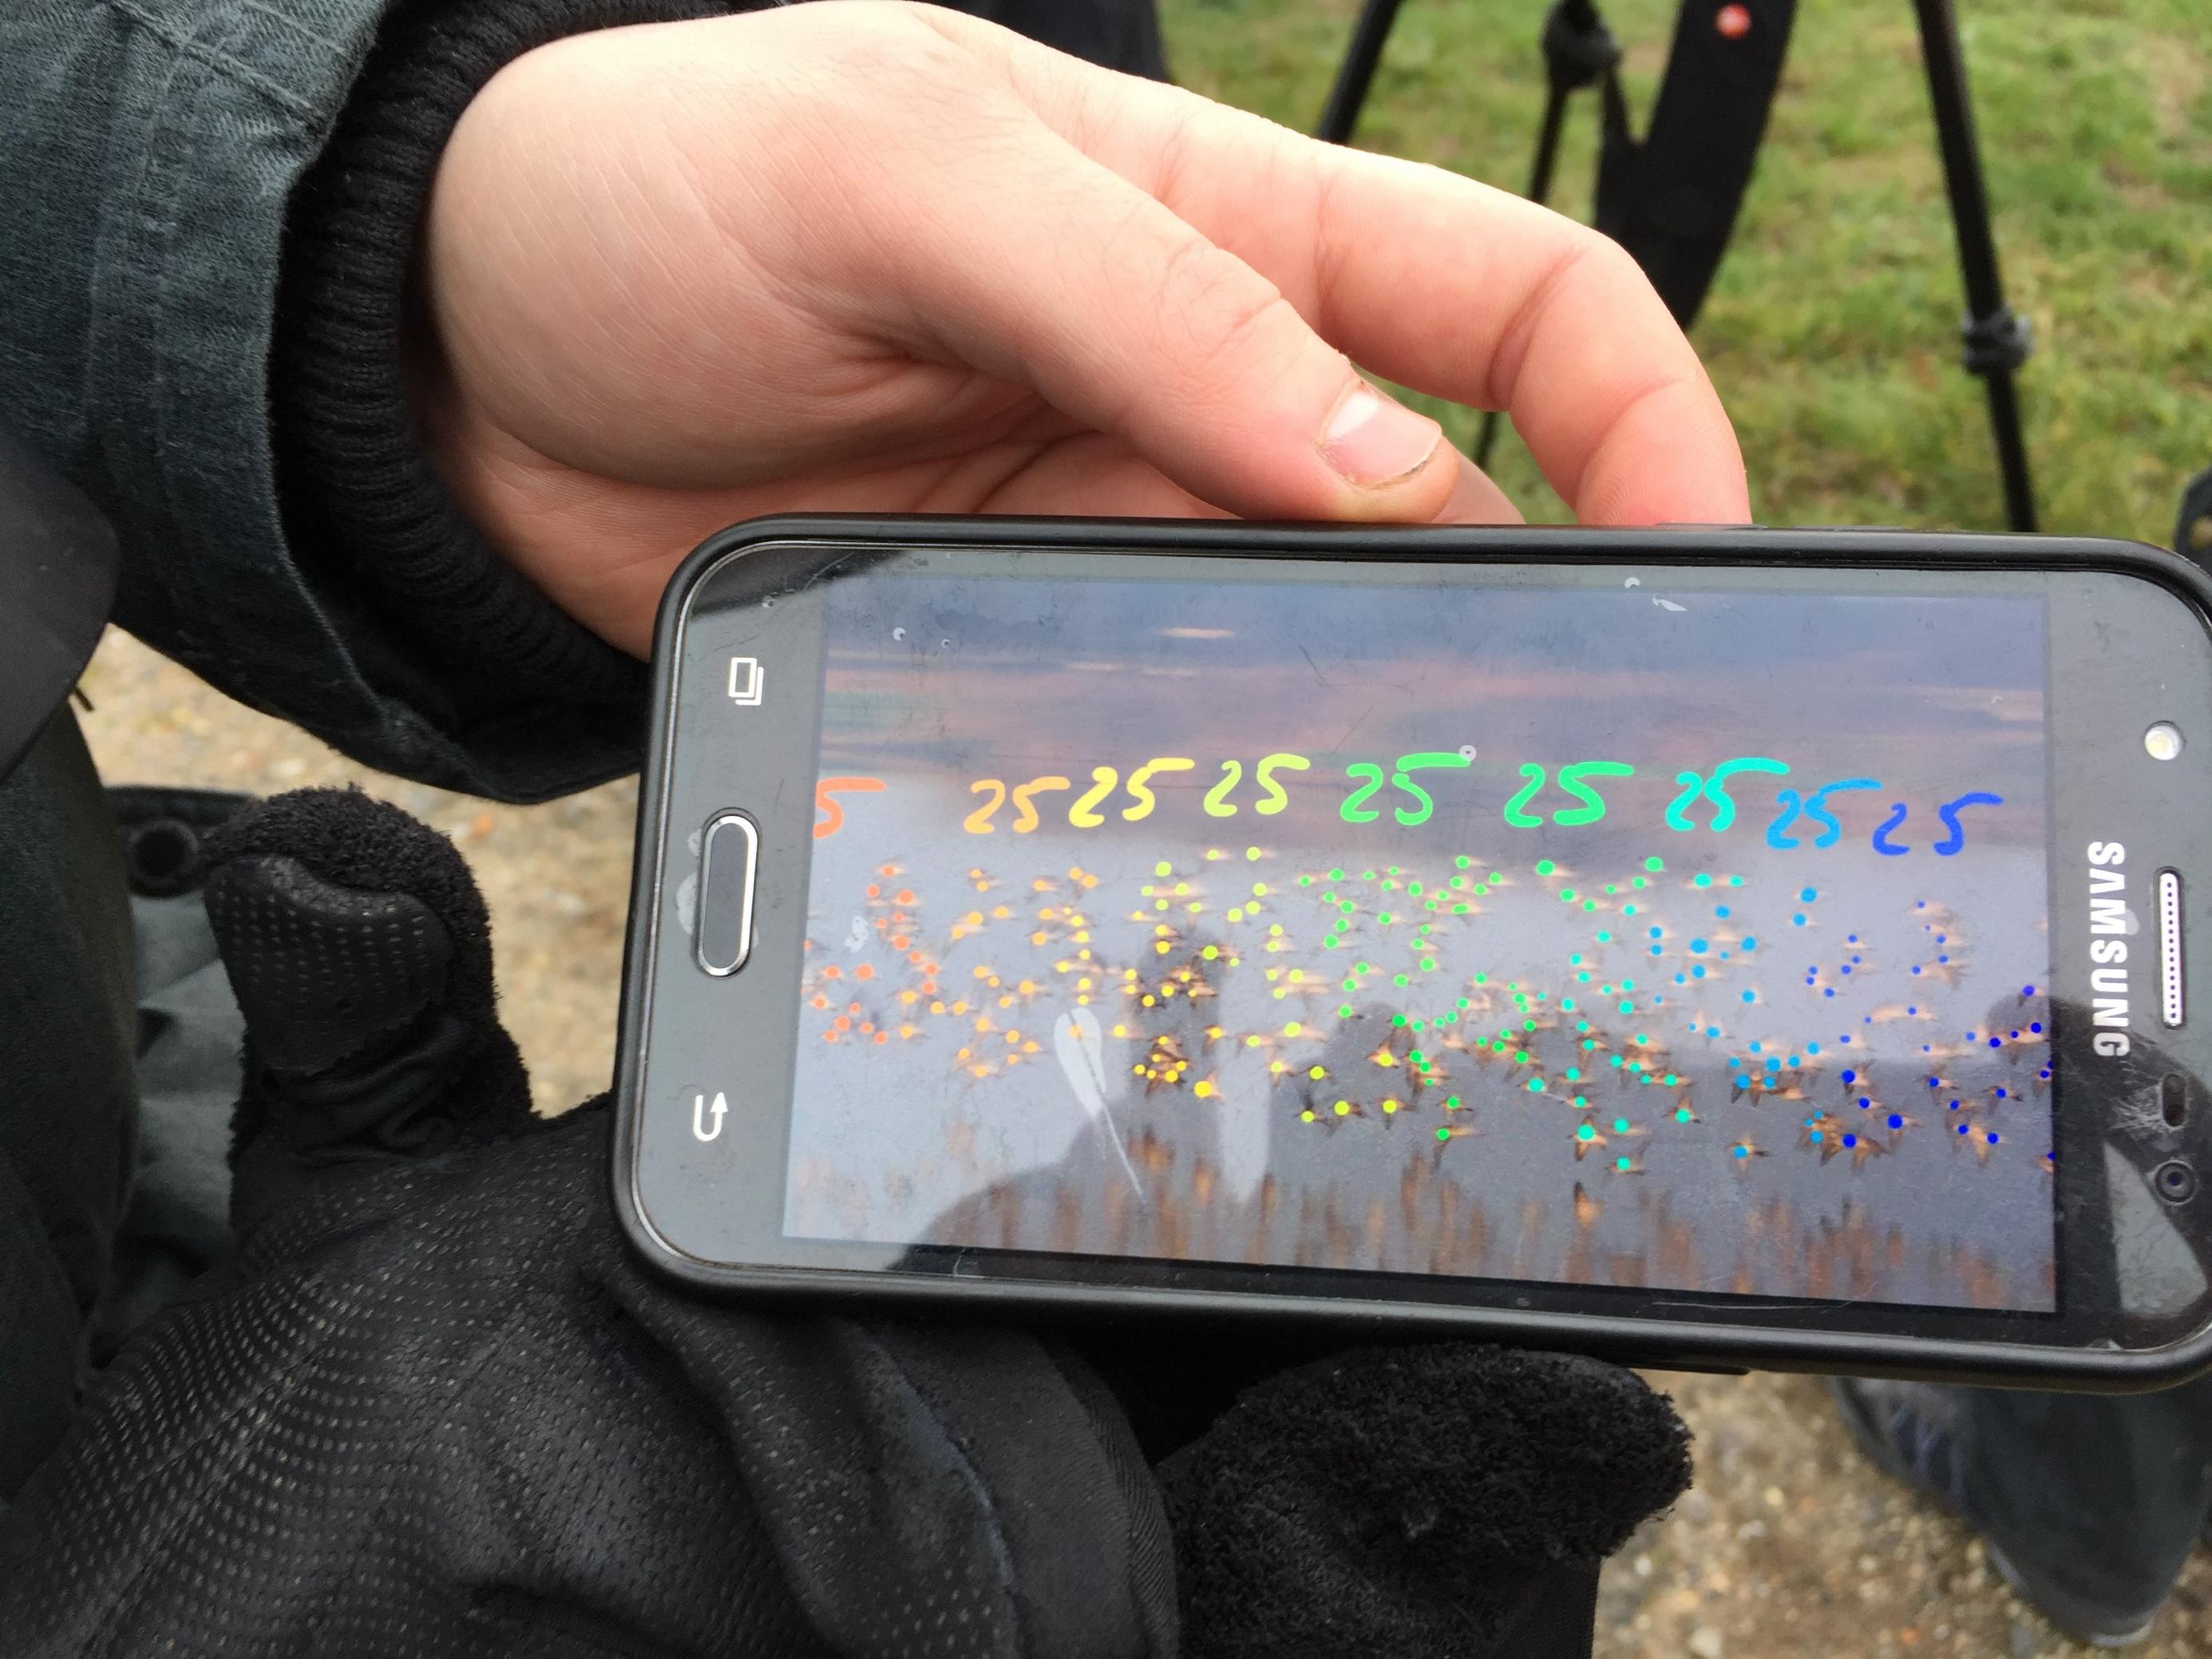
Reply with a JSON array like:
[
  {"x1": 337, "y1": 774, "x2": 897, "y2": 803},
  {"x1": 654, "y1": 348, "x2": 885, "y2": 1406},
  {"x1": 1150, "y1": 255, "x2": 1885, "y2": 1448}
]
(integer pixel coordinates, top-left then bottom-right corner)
[{"x1": 781, "y1": 564, "x2": 2056, "y2": 1314}]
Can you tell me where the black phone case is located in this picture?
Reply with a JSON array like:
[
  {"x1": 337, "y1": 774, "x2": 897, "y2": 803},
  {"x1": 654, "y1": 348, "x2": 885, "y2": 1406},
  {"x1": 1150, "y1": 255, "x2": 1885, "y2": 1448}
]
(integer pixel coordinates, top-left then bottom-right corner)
[{"x1": 615, "y1": 515, "x2": 2212, "y2": 1390}]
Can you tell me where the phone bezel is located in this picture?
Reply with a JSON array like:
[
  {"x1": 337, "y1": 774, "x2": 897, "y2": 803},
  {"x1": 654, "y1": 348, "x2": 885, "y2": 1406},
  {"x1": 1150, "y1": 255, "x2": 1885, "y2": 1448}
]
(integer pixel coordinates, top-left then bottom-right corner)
[{"x1": 614, "y1": 516, "x2": 2212, "y2": 1389}]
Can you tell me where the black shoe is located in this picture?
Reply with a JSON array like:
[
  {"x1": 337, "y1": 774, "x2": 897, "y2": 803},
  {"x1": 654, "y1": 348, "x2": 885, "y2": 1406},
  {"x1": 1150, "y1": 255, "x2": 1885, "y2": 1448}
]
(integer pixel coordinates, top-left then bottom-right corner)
[{"x1": 1831, "y1": 1379, "x2": 2162, "y2": 1648}]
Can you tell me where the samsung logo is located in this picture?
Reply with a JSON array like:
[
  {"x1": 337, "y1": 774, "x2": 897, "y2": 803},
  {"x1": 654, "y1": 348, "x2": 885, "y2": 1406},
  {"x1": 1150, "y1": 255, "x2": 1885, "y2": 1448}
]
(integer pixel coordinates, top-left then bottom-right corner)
[{"x1": 2088, "y1": 841, "x2": 2131, "y2": 1056}]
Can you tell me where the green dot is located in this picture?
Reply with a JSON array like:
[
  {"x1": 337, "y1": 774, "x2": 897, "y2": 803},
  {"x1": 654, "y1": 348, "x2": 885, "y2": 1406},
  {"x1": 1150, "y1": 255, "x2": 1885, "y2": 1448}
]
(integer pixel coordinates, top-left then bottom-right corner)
[
  {"x1": 1561, "y1": 997, "x2": 1576, "y2": 1011},
  {"x1": 1437, "y1": 1128, "x2": 1452, "y2": 1142},
  {"x1": 1411, "y1": 1018, "x2": 1427, "y2": 1031},
  {"x1": 1454, "y1": 903, "x2": 1471, "y2": 914},
  {"x1": 1613, "y1": 1118, "x2": 1631, "y2": 1133},
  {"x1": 1450, "y1": 874, "x2": 1467, "y2": 889},
  {"x1": 1574, "y1": 1095, "x2": 1589, "y2": 1108},
  {"x1": 1473, "y1": 973, "x2": 1487, "y2": 985},
  {"x1": 1356, "y1": 962, "x2": 1371, "y2": 973},
  {"x1": 1623, "y1": 905, "x2": 1636, "y2": 916},
  {"x1": 1676, "y1": 1106, "x2": 1693, "y2": 1122},
  {"x1": 1582, "y1": 1038, "x2": 1597, "y2": 1051},
  {"x1": 1339, "y1": 1004, "x2": 1354, "y2": 1017},
  {"x1": 1529, "y1": 1078, "x2": 1546, "y2": 1093},
  {"x1": 1514, "y1": 1049, "x2": 1529, "y2": 1063},
  {"x1": 1577, "y1": 970, "x2": 1592, "y2": 983},
  {"x1": 1730, "y1": 875, "x2": 1743, "y2": 886},
  {"x1": 1616, "y1": 1157, "x2": 1633, "y2": 1172},
  {"x1": 1565, "y1": 1067, "x2": 1581, "y2": 1082},
  {"x1": 1299, "y1": 874, "x2": 1312, "y2": 886},
  {"x1": 1378, "y1": 913, "x2": 1395, "y2": 925},
  {"x1": 1456, "y1": 997, "x2": 1471, "y2": 1010},
  {"x1": 1596, "y1": 931, "x2": 1612, "y2": 943},
  {"x1": 1343, "y1": 977, "x2": 1359, "y2": 992},
  {"x1": 1329, "y1": 868, "x2": 1345, "y2": 881},
  {"x1": 1393, "y1": 973, "x2": 1411, "y2": 988},
  {"x1": 1409, "y1": 1049, "x2": 1426, "y2": 1064},
  {"x1": 1621, "y1": 980, "x2": 1636, "y2": 991},
  {"x1": 1444, "y1": 1095, "x2": 1462, "y2": 1109},
  {"x1": 1619, "y1": 1000, "x2": 1633, "y2": 1015},
  {"x1": 1560, "y1": 888, "x2": 1577, "y2": 903},
  {"x1": 1694, "y1": 873, "x2": 1713, "y2": 889},
  {"x1": 1362, "y1": 869, "x2": 1376, "y2": 881},
  {"x1": 1582, "y1": 900, "x2": 1598, "y2": 913},
  {"x1": 1422, "y1": 957, "x2": 1438, "y2": 972},
  {"x1": 1577, "y1": 1020, "x2": 1590, "y2": 1032},
  {"x1": 1391, "y1": 1012, "x2": 1407, "y2": 1027},
  {"x1": 1644, "y1": 856, "x2": 1664, "y2": 872},
  {"x1": 1489, "y1": 872, "x2": 1504, "y2": 885},
  {"x1": 1632, "y1": 877, "x2": 1648, "y2": 890},
  {"x1": 1454, "y1": 854, "x2": 1472, "y2": 869},
  {"x1": 1408, "y1": 881, "x2": 1423, "y2": 896},
  {"x1": 1523, "y1": 1019, "x2": 1537, "y2": 1031},
  {"x1": 1611, "y1": 1055, "x2": 1624, "y2": 1067},
  {"x1": 1664, "y1": 1073, "x2": 1678, "y2": 1086},
  {"x1": 1536, "y1": 859, "x2": 1557, "y2": 877},
  {"x1": 1576, "y1": 1123, "x2": 1597, "y2": 1142}
]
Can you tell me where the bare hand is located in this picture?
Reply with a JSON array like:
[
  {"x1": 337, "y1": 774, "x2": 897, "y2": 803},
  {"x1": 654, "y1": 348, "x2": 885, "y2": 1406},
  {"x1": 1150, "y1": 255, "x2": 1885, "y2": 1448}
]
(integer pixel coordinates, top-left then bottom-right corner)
[{"x1": 417, "y1": 2, "x2": 1748, "y2": 655}]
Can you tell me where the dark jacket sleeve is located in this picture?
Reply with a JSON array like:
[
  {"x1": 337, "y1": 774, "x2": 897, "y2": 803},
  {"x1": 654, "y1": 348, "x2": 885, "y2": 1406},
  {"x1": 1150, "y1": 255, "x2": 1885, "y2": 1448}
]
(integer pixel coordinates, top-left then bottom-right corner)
[{"x1": 0, "y1": 0, "x2": 727, "y2": 802}]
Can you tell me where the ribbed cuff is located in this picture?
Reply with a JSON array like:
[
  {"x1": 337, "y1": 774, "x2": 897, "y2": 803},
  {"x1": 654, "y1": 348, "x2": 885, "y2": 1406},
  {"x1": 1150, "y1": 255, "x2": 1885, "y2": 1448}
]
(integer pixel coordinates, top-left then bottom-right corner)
[{"x1": 272, "y1": 0, "x2": 737, "y2": 731}]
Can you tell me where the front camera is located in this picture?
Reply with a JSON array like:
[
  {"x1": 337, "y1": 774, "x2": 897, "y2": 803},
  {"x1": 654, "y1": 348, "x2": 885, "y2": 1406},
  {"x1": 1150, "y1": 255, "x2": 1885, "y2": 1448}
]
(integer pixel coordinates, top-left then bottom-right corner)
[
  {"x1": 2153, "y1": 1159, "x2": 2198, "y2": 1205},
  {"x1": 2145, "y1": 722, "x2": 2185, "y2": 761}
]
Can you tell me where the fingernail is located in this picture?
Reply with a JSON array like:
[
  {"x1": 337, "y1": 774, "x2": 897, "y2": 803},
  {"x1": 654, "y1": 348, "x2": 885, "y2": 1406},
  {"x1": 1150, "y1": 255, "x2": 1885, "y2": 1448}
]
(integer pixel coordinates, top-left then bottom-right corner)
[{"x1": 1323, "y1": 386, "x2": 1442, "y2": 488}]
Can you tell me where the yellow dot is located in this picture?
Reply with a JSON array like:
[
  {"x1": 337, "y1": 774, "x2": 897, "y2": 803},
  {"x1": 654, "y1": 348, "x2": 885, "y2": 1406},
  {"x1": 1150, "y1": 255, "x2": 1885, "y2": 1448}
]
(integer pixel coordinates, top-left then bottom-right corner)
[
  {"x1": 1155, "y1": 942, "x2": 1170, "y2": 954},
  {"x1": 1187, "y1": 902, "x2": 1203, "y2": 913},
  {"x1": 1142, "y1": 995, "x2": 1155, "y2": 1007},
  {"x1": 1308, "y1": 1065, "x2": 1327, "y2": 1079},
  {"x1": 1194, "y1": 1081, "x2": 1215, "y2": 1099},
  {"x1": 1383, "y1": 1099, "x2": 1400, "y2": 1114},
  {"x1": 1132, "y1": 1063, "x2": 1146, "y2": 1076},
  {"x1": 1227, "y1": 907, "x2": 1244, "y2": 923},
  {"x1": 1300, "y1": 1108, "x2": 1316, "y2": 1122},
  {"x1": 1288, "y1": 968, "x2": 1304, "y2": 983},
  {"x1": 1334, "y1": 1100, "x2": 1351, "y2": 1115},
  {"x1": 1268, "y1": 924, "x2": 1284, "y2": 936},
  {"x1": 1284, "y1": 1021, "x2": 1303, "y2": 1037},
  {"x1": 1252, "y1": 882, "x2": 1268, "y2": 897},
  {"x1": 1246, "y1": 1035, "x2": 1262, "y2": 1047},
  {"x1": 1201, "y1": 946, "x2": 1218, "y2": 960},
  {"x1": 1175, "y1": 882, "x2": 1190, "y2": 895},
  {"x1": 1155, "y1": 861, "x2": 1171, "y2": 877},
  {"x1": 1112, "y1": 1024, "x2": 1129, "y2": 1038},
  {"x1": 1206, "y1": 849, "x2": 1223, "y2": 861},
  {"x1": 1246, "y1": 847, "x2": 1262, "y2": 861}
]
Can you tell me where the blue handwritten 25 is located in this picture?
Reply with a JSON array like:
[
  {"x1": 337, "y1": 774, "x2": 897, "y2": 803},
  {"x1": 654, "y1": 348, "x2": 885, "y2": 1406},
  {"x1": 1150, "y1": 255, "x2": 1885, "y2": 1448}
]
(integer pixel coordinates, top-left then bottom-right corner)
[{"x1": 1768, "y1": 784, "x2": 2004, "y2": 856}]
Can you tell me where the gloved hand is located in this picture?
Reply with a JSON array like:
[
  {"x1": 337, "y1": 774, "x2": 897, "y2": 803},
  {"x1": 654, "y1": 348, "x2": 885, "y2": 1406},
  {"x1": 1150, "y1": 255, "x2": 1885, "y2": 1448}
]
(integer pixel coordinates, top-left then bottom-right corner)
[{"x1": 0, "y1": 789, "x2": 1691, "y2": 1657}]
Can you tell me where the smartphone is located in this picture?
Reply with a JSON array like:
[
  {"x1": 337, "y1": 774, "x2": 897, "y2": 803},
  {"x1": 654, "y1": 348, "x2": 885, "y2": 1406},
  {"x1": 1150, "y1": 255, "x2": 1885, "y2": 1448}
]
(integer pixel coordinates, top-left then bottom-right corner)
[{"x1": 614, "y1": 517, "x2": 2212, "y2": 1388}]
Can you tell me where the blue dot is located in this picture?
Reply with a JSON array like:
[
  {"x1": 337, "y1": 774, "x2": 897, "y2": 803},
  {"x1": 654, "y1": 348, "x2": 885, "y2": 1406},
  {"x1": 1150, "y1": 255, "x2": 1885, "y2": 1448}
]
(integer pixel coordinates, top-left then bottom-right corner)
[
  {"x1": 1809, "y1": 1130, "x2": 1823, "y2": 1142},
  {"x1": 1824, "y1": 988, "x2": 1836, "y2": 998},
  {"x1": 2030, "y1": 1022, "x2": 2044, "y2": 1035},
  {"x1": 1988, "y1": 1037, "x2": 2002, "y2": 1049},
  {"x1": 1653, "y1": 996, "x2": 1665, "y2": 1005},
  {"x1": 1957, "y1": 1123, "x2": 1970, "y2": 1134},
  {"x1": 1705, "y1": 1025, "x2": 1721, "y2": 1039},
  {"x1": 2022, "y1": 984, "x2": 2036, "y2": 997},
  {"x1": 1765, "y1": 1056, "x2": 1780, "y2": 1071},
  {"x1": 1858, "y1": 1096, "x2": 1871, "y2": 1109},
  {"x1": 1751, "y1": 1041, "x2": 1763, "y2": 1053},
  {"x1": 1651, "y1": 945, "x2": 1663, "y2": 956},
  {"x1": 1792, "y1": 914, "x2": 1806, "y2": 925},
  {"x1": 1807, "y1": 1043, "x2": 1821, "y2": 1055},
  {"x1": 1908, "y1": 1007, "x2": 1917, "y2": 1016},
  {"x1": 1800, "y1": 887, "x2": 1817, "y2": 902},
  {"x1": 1675, "y1": 972, "x2": 1687, "y2": 984},
  {"x1": 1787, "y1": 1055, "x2": 1800, "y2": 1066},
  {"x1": 1928, "y1": 1077, "x2": 1941, "y2": 1087},
  {"x1": 1995, "y1": 1087, "x2": 2008, "y2": 1100},
  {"x1": 1949, "y1": 1099, "x2": 1961, "y2": 1111},
  {"x1": 1716, "y1": 905, "x2": 1731, "y2": 919},
  {"x1": 1741, "y1": 990, "x2": 1756, "y2": 1004},
  {"x1": 1733, "y1": 1145, "x2": 1749, "y2": 1158},
  {"x1": 1842, "y1": 1069, "x2": 1856, "y2": 1084},
  {"x1": 1986, "y1": 1131, "x2": 2000, "y2": 1145},
  {"x1": 1843, "y1": 1134, "x2": 1858, "y2": 1148},
  {"x1": 1911, "y1": 966, "x2": 1921, "y2": 976},
  {"x1": 1691, "y1": 938, "x2": 1708, "y2": 953},
  {"x1": 2010, "y1": 1030, "x2": 2020, "y2": 1040},
  {"x1": 1937, "y1": 935, "x2": 1947, "y2": 944},
  {"x1": 1852, "y1": 954, "x2": 1862, "y2": 964},
  {"x1": 1937, "y1": 954, "x2": 1949, "y2": 964},
  {"x1": 1965, "y1": 1031, "x2": 1977, "y2": 1041},
  {"x1": 1848, "y1": 934, "x2": 1858, "y2": 944},
  {"x1": 1693, "y1": 965, "x2": 1707, "y2": 979},
  {"x1": 1840, "y1": 1034, "x2": 1852, "y2": 1044},
  {"x1": 1842, "y1": 964, "x2": 1853, "y2": 975},
  {"x1": 2040, "y1": 1068, "x2": 2052, "y2": 1080},
  {"x1": 1728, "y1": 1054, "x2": 1743, "y2": 1067},
  {"x1": 1917, "y1": 901, "x2": 1927, "y2": 909},
  {"x1": 1648, "y1": 926, "x2": 1663, "y2": 939},
  {"x1": 1743, "y1": 936, "x2": 1756, "y2": 951},
  {"x1": 1887, "y1": 1114, "x2": 1904, "y2": 1130}
]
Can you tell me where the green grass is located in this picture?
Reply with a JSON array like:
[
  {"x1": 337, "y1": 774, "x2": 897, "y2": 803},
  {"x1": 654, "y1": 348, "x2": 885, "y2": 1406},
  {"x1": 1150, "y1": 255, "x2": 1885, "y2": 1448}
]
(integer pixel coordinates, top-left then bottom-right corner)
[{"x1": 1159, "y1": 0, "x2": 2212, "y2": 543}]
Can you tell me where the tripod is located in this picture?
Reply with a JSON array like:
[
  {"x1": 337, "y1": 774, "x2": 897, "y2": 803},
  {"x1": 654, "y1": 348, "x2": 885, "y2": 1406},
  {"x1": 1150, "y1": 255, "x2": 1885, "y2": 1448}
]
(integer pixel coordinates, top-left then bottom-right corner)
[{"x1": 1319, "y1": 0, "x2": 2037, "y2": 532}]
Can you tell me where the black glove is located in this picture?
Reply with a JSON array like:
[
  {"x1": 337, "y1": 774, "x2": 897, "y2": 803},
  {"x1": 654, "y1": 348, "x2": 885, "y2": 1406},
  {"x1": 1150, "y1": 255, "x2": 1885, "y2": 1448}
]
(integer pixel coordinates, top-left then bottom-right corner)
[{"x1": 0, "y1": 789, "x2": 1690, "y2": 1657}]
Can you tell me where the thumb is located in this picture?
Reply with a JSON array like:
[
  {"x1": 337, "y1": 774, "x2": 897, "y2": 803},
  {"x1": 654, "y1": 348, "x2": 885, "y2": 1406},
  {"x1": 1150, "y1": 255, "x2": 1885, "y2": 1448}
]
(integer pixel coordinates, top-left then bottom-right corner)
[
  {"x1": 202, "y1": 789, "x2": 537, "y2": 1230},
  {"x1": 897, "y1": 121, "x2": 1462, "y2": 523}
]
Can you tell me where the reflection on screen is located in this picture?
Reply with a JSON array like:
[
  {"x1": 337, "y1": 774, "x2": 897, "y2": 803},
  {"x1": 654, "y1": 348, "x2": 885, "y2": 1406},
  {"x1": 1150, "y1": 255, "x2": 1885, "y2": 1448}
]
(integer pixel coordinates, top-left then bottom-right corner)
[{"x1": 783, "y1": 571, "x2": 2056, "y2": 1313}]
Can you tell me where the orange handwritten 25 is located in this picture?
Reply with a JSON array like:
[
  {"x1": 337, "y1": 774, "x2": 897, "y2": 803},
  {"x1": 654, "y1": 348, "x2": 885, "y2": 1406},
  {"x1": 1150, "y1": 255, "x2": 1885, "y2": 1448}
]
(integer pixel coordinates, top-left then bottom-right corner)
[{"x1": 813, "y1": 777, "x2": 886, "y2": 839}]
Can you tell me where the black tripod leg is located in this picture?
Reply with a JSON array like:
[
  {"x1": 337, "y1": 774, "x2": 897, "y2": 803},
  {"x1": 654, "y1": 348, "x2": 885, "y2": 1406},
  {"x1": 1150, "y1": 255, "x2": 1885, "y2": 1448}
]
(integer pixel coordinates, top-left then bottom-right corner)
[
  {"x1": 1913, "y1": 0, "x2": 2036, "y2": 531},
  {"x1": 1317, "y1": 0, "x2": 1407, "y2": 145}
]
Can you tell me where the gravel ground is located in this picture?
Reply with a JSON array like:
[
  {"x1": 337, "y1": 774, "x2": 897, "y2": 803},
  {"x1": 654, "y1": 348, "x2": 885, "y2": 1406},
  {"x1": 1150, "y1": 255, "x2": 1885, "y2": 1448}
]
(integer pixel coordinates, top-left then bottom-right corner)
[{"x1": 77, "y1": 628, "x2": 2212, "y2": 1656}]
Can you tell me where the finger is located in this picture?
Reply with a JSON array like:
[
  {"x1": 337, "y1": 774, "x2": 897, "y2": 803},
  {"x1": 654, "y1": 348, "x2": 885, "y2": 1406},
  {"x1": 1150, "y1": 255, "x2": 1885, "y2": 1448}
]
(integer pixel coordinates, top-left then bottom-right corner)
[
  {"x1": 1433, "y1": 445, "x2": 1523, "y2": 525},
  {"x1": 865, "y1": 101, "x2": 1463, "y2": 522},
  {"x1": 924, "y1": 10, "x2": 1747, "y2": 527}
]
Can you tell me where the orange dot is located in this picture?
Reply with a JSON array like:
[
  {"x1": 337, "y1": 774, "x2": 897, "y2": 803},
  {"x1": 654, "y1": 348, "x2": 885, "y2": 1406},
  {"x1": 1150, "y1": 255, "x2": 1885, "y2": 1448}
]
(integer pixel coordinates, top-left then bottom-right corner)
[
  {"x1": 891, "y1": 936, "x2": 911, "y2": 952},
  {"x1": 821, "y1": 1030, "x2": 837, "y2": 1043},
  {"x1": 922, "y1": 980, "x2": 939, "y2": 996},
  {"x1": 848, "y1": 1000, "x2": 862, "y2": 1015},
  {"x1": 906, "y1": 949, "x2": 926, "y2": 965},
  {"x1": 1716, "y1": 2, "x2": 1751, "y2": 37},
  {"x1": 811, "y1": 995, "x2": 829, "y2": 1010},
  {"x1": 855, "y1": 964, "x2": 875, "y2": 981},
  {"x1": 860, "y1": 1022, "x2": 875, "y2": 1034},
  {"x1": 865, "y1": 883, "x2": 881, "y2": 899},
  {"x1": 873, "y1": 1031, "x2": 889, "y2": 1045},
  {"x1": 833, "y1": 1016, "x2": 852, "y2": 1031},
  {"x1": 822, "y1": 965, "x2": 841, "y2": 980},
  {"x1": 896, "y1": 889, "x2": 914, "y2": 905}
]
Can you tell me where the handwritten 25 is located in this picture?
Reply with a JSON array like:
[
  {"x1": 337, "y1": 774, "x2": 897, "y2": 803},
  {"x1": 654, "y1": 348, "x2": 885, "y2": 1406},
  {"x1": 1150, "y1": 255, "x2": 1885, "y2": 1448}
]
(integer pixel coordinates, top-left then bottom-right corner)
[{"x1": 949, "y1": 752, "x2": 2004, "y2": 854}]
